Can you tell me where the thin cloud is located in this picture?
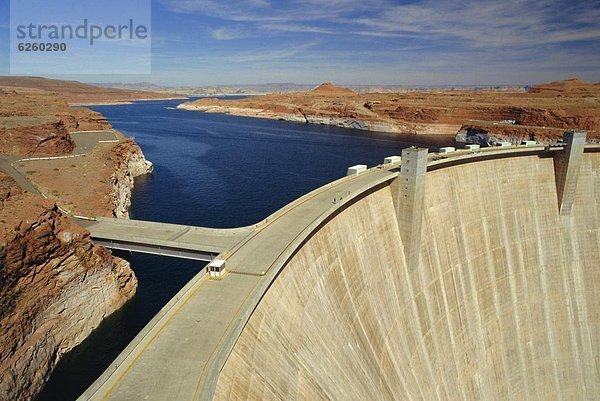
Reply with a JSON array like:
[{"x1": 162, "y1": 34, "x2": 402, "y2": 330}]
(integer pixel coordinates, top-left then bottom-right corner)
[
  {"x1": 164, "y1": 0, "x2": 600, "y2": 49},
  {"x1": 229, "y1": 41, "x2": 319, "y2": 63},
  {"x1": 210, "y1": 27, "x2": 247, "y2": 40},
  {"x1": 151, "y1": 0, "x2": 599, "y2": 84},
  {"x1": 356, "y1": 0, "x2": 600, "y2": 49},
  {"x1": 261, "y1": 23, "x2": 337, "y2": 34}
]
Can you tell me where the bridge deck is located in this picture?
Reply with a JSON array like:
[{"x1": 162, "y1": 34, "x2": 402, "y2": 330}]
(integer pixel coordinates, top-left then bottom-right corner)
[{"x1": 78, "y1": 218, "x2": 254, "y2": 261}]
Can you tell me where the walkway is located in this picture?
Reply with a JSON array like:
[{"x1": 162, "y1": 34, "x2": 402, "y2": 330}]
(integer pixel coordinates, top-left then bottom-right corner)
[{"x1": 77, "y1": 217, "x2": 253, "y2": 261}]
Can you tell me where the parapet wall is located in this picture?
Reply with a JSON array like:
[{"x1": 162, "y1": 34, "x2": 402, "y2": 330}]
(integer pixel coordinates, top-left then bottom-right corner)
[{"x1": 213, "y1": 152, "x2": 600, "y2": 400}]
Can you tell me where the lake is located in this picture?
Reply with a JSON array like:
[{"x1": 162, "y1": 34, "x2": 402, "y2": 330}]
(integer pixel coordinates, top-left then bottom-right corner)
[{"x1": 35, "y1": 98, "x2": 452, "y2": 400}]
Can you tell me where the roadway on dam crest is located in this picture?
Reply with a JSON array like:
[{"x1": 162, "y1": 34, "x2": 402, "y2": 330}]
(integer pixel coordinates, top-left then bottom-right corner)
[
  {"x1": 80, "y1": 143, "x2": 600, "y2": 401},
  {"x1": 80, "y1": 161, "x2": 401, "y2": 401}
]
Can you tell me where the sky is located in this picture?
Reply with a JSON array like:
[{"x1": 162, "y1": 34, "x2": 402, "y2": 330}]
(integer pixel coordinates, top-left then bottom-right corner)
[{"x1": 0, "y1": 0, "x2": 599, "y2": 86}]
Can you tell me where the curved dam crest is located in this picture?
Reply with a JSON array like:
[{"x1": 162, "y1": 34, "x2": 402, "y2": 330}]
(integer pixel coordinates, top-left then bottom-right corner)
[
  {"x1": 214, "y1": 153, "x2": 599, "y2": 400},
  {"x1": 82, "y1": 141, "x2": 599, "y2": 401}
]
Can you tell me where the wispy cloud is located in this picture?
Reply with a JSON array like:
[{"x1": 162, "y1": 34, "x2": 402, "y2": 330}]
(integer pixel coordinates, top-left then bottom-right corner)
[
  {"x1": 355, "y1": 0, "x2": 600, "y2": 48},
  {"x1": 164, "y1": 0, "x2": 600, "y2": 49},
  {"x1": 195, "y1": 40, "x2": 319, "y2": 63},
  {"x1": 60, "y1": 0, "x2": 599, "y2": 85},
  {"x1": 210, "y1": 26, "x2": 247, "y2": 40},
  {"x1": 261, "y1": 23, "x2": 337, "y2": 34}
]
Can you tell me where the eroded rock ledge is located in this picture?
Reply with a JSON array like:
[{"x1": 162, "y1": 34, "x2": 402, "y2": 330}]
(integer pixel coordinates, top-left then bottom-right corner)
[
  {"x1": 0, "y1": 173, "x2": 138, "y2": 401},
  {"x1": 108, "y1": 139, "x2": 153, "y2": 218}
]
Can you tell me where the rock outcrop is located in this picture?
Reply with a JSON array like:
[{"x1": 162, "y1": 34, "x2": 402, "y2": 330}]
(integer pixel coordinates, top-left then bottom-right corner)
[
  {"x1": 0, "y1": 76, "x2": 183, "y2": 105},
  {"x1": 311, "y1": 82, "x2": 357, "y2": 96},
  {"x1": 528, "y1": 77, "x2": 600, "y2": 94},
  {"x1": 107, "y1": 139, "x2": 154, "y2": 218},
  {"x1": 455, "y1": 123, "x2": 572, "y2": 146},
  {"x1": 0, "y1": 82, "x2": 154, "y2": 400},
  {"x1": 178, "y1": 79, "x2": 600, "y2": 145},
  {"x1": 0, "y1": 173, "x2": 137, "y2": 401},
  {"x1": 0, "y1": 119, "x2": 74, "y2": 157},
  {"x1": 0, "y1": 87, "x2": 110, "y2": 156},
  {"x1": 455, "y1": 111, "x2": 600, "y2": 145}
]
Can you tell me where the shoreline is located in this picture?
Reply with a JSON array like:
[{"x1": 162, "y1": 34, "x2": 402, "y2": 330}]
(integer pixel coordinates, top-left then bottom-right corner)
[
  {"x1": 176, "y1": 102, "x2": 461, "y2": 137},
  {"x1": 70, "y1": 96, "x2": 189, "y2": 107},
  {"x1": 0, "y1": 90, "x2": 153, "y2": 400}
]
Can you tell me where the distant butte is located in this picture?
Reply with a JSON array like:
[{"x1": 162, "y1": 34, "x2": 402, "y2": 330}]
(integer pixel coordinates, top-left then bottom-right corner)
[{"x1": 311, "y1": 82, "x2": 357, "y2": 96}]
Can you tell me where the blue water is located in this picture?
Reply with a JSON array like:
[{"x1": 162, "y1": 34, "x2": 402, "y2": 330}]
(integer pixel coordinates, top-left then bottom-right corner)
[{"x1": 35, "y1": 99, "x2": 452, "y2": 400}]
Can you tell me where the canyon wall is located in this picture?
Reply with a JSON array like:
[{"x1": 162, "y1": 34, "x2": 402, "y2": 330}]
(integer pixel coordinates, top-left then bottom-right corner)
[
  {"x1": 108, "y1": 140, "x2": 154, "y2": 218},
  {"x1": 0, "y1": 174, "x2": 138, "y2": 401},
  {"x1": 213, "y1": 152, "x2": 599, "y2": 400},
  {"x1": 0, "y1": 83, "x2": 153, "y2": 400},
  {"x1": 0, "y1": 87, "x2": 111, "y2": 157},
  {"x1": 0, "y1": 139, "x2": 151, "y2": 400}
]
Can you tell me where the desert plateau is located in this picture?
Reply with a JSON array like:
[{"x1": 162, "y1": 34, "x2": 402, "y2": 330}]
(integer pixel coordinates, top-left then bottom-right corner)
[{"x1": 179, "y1": 79, "x2": 600, "y2": 145}]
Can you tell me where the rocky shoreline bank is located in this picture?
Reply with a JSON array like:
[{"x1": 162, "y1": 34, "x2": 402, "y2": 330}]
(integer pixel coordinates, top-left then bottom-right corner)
[
  {"x1": 0, "y1": 85, "x2": 153, "y2": 400},
  {"x1": 0, "y1": 146, "x2": 148, "y2": 399},
  {"x1": 177, "y1": 102, "x2": 408, "y2": 134},
  {"x1": 108, "y1": 140, "x2": 154, "y2": 218}
]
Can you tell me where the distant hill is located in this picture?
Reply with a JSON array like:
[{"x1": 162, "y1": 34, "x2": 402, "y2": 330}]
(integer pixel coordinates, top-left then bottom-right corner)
[
  {"x1": 92, "y1": 82, "x2": 529, "y2": 97},
  {"x1": 311, "y1": 82, "x2": 357, "y2": 96},
  {"x1": 529, "y1": 78, "x2": 600, "y2": 94},
  {"x1": 0, "y1": 76, "x2": 184, "y2": 105},
  {"x1": 93, "y1": 82, "x2": 317, "y2": 97},
  {"x1": 179, "y1": 77, "x2": 600, "y2": 145}
]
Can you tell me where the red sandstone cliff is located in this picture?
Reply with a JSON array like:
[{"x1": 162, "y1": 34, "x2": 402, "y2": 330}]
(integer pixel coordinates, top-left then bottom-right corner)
[
  {"x1": 0, "y1": 87, "x2": 110, "y2": 156},
  {"x1": 0, "y1": 174, "x2": 137, "y2": 400},
  {"x1": 0, "y1": 84, "x2": 152, "y2": 400}
]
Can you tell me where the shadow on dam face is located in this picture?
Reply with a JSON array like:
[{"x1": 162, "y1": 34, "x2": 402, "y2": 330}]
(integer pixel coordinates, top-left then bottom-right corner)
[{"x1": 213, "y1": 152, "x2": 600, "y2": 400}]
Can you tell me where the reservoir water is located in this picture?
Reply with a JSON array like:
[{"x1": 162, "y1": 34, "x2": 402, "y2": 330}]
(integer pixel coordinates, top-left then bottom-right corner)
[{"x1": 35, "y1": 99, "x2": 452, "y2": 400}]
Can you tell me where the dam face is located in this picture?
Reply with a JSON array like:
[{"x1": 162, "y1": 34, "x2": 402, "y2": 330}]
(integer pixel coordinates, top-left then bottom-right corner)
[{"x1": 213, "y1": 152, "x2": 599, "y2": 400}]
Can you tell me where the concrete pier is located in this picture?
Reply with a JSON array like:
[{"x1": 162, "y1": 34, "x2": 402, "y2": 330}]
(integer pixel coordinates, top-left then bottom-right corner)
[
  {"x1": 554, "y1": 131, "x2": 587, "y2": 216},
  {"x1": 396, "y1": 146, "x2": 428, "y2": 269}
]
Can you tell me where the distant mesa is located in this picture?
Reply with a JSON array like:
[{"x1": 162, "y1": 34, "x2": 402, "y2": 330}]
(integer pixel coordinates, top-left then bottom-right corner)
[
  {"x1": 529, "y1": 77, "x2": 600, "y2": 93},
  {"x1": 311, "y1": 82, "x2": 357, "y2": 96},
  {"x1": 0, "y1": 76, "x2": 183, "y2": 104}
]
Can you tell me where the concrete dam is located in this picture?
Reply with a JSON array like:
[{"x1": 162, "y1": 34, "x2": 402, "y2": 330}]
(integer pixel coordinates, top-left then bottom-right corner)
[{"x1": 82, "y1": 133, "x2": 599, "y2": 401}]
